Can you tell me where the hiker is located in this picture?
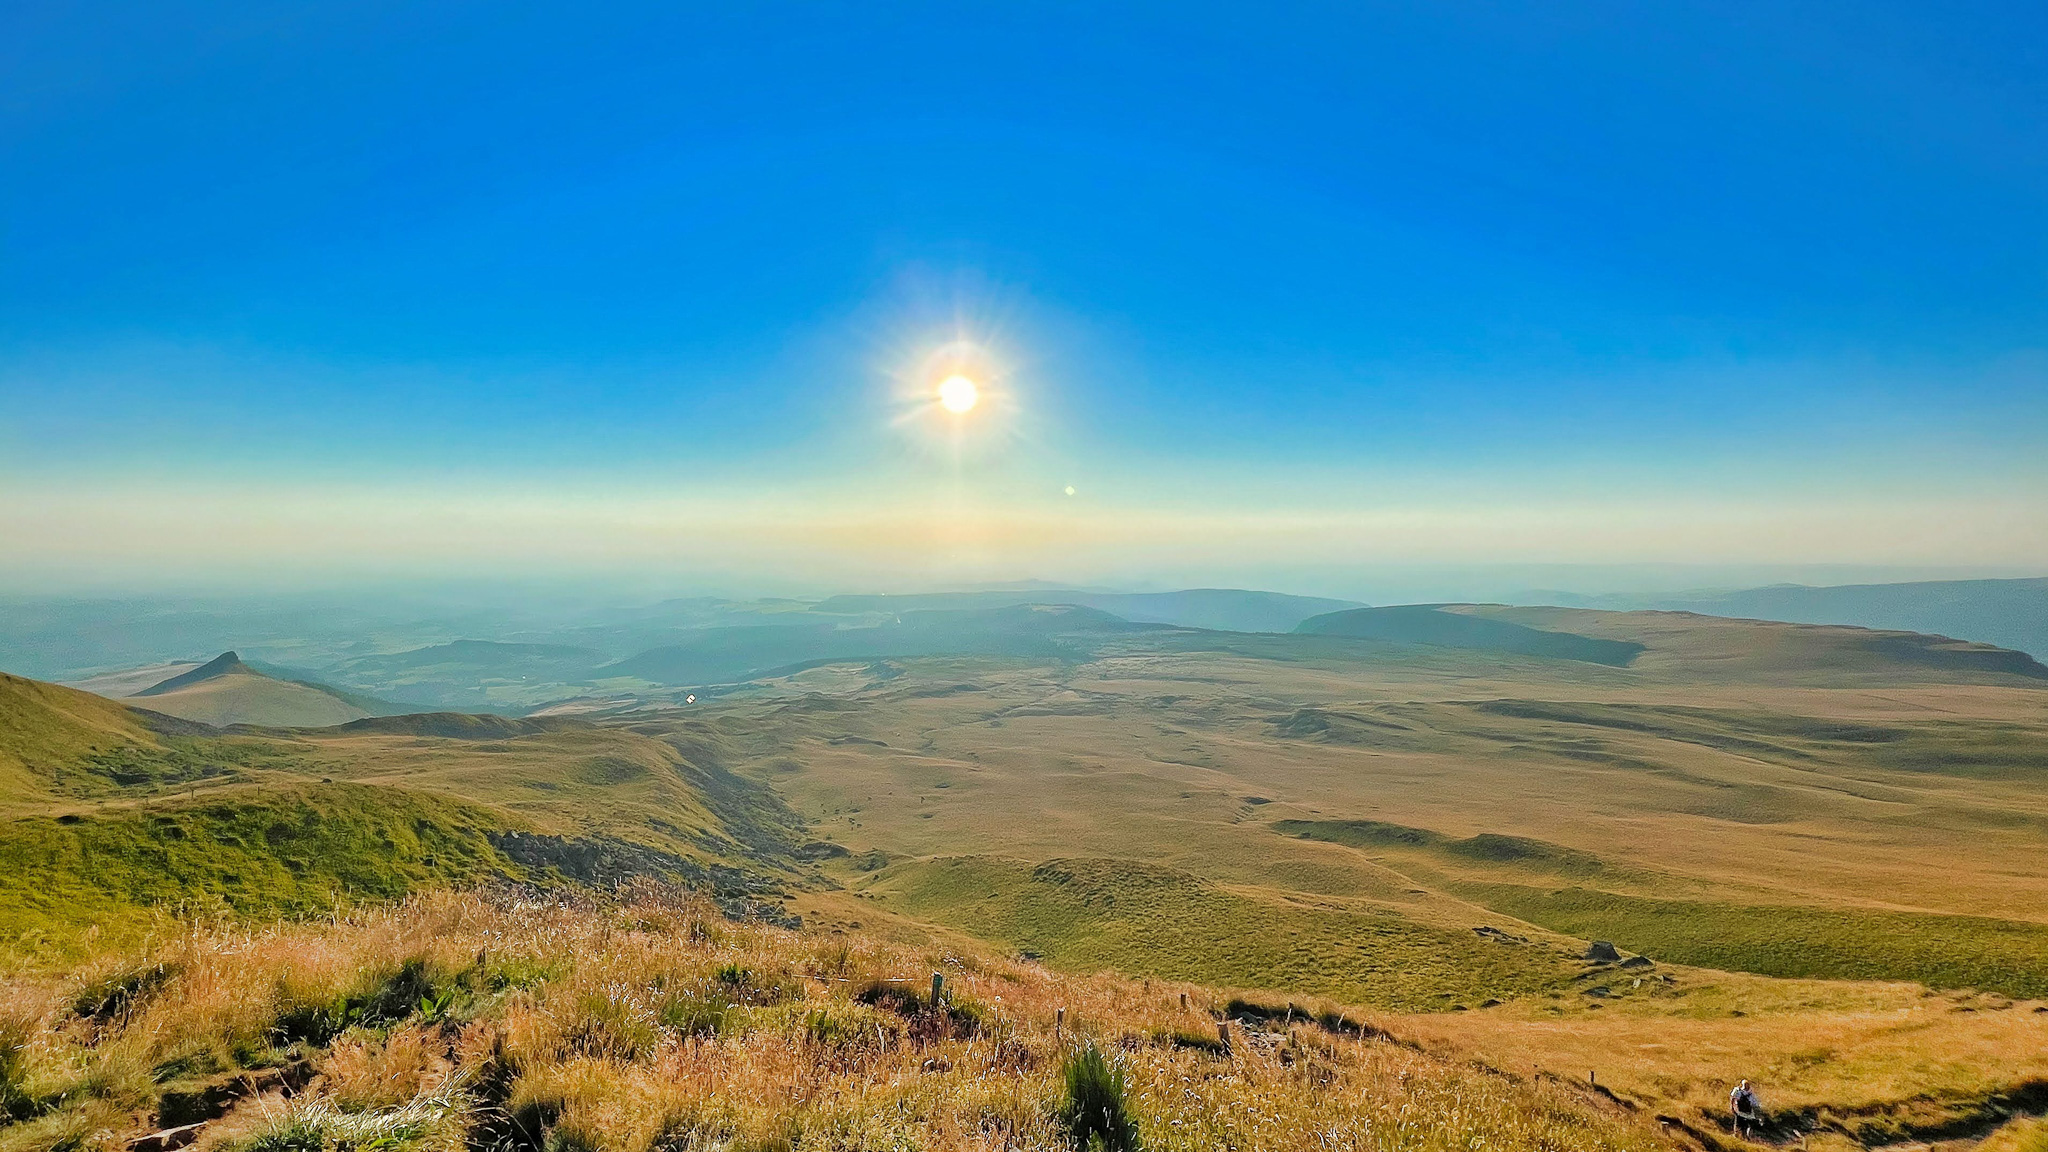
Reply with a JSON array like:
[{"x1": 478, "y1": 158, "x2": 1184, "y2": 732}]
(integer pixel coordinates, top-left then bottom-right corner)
[{"x1": 1730, "y1": 1079, "x2": 1763, "y2": 1138}]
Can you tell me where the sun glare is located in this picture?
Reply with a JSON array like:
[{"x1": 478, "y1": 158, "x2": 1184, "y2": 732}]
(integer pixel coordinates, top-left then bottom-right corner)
[{"x1": 938, "y1": 374, "x2": 980, "y2": 413}]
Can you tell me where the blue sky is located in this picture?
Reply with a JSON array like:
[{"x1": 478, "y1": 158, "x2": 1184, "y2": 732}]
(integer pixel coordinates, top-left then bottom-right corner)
[{"x1": 2, "y1": 1, "x2": 2045, "y2": 592}]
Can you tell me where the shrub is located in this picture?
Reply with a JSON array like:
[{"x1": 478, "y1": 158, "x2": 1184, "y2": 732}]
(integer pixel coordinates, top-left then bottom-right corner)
[{"x1": 1058, "y1": 1043, "x2": 1141, "y2": 1152}]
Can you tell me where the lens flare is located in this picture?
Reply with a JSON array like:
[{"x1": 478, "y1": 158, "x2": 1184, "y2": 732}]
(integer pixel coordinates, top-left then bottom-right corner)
[{"x1": 938, "y1": 375, "x2": 980, "y2": 413}]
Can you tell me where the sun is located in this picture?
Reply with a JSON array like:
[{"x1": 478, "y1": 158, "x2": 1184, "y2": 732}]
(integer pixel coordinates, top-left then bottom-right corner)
[{"x1": 937, "y1": 374, "x2": 980, "y2": 413}]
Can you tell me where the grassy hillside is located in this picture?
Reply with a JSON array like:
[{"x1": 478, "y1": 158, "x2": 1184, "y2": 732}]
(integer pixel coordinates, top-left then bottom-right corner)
[
  {"x1": 1296, "y1": 605, "x2": 1647, "y2": 665},
  {"x1": 0, "y1": 888, "x2": 1671, "y2": 1152},
  {"x1": 0, "y1": 668, "x2": 811, "y2": 963},
  {"x1": 10, "y1": 612, "x2": 2048, "y2": 1148},
  {"x1": 1465, "y1": 884, "x2": 2048, "y2": 999},
  {"x1": 124, "y1": 653, "x2": 379, "y2": 727},
  {"x1": 1279, "y1": 817, "x2": 2048, "y2": 999},
  {"x1": 875, "y1": 855, "x2": 1578, "y2": 1011},
  {"x1": 298, "y1": 719, "x2": 807, "y2": 868},
  {"x1": 0, "y1": 672, "x2": 171, "y2": 799},
  {"x1": 0, "y1": 782, "x2": 522, "y2": 958},
  {"x1": 1464, "y1": 605, "x2": 2048, "y2": 682},
  {"x1": 135, "y1": 674, "x2": 372, "y2": 727},
  {"x1": 1658, "y1": 576, "x2": 2048, "y2": 661}
]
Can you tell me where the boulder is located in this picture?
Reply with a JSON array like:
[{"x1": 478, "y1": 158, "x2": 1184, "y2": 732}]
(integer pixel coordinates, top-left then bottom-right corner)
[{"x1": 1584, "y1": 940, "x2": 1622, "y2": 962}]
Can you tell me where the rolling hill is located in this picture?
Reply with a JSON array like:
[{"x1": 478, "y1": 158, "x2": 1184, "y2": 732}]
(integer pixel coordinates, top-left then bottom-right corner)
[
  {"x1": 1535, "y1": 576, "x2": 2048, "y2": 660},
  {"x1": 0, "y1": 666, "x2": 808, "y2": 953},
  {"x1": 7, "y1": 603, "x2": 2048, "y2": 1146},
  {"x1": 1660, "y1": 576, "x2": 2048, "y2": 660},
  {"x1": 1296, "y1": 603, "x2": 2048, "y2": 682},
  {"x1": 1469, "y1": 604, "x2": 2048, "y2": 681},
  {"x1": 120, "y1": 651, "x2": 399, "y2": 727},
  {"x1": 1296, "y1": 604, "x2": 1647, "y2": 665},
  {"x1": 0, "y1": 671, "x2": 181, "y2": 802}
]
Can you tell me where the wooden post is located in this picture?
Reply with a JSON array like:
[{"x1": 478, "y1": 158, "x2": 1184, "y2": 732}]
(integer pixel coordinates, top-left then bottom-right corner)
[
  {"x1": 1179, "y1": 992, "x2": 1188, "y2": 1010},
  {"x1": 930, "y1": 972, "x2": 945, "y2": 1005},
  {"x1": 1218, "y1": 1020, "x2": 1232, "y2": 1055},
  {"x1": 1055, "y1": 1007, "x2": 1064, "y2": 1039},
  {"x1": 1590, "y1": 1070, "x2": 1597, "y2": 1087}
]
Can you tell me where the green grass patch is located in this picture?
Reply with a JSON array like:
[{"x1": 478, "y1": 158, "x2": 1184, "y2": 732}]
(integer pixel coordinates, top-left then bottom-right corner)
[
  {"x1": 880, "y1": 856, "x2": 1576, "y2": 1011},
  {"x1": 0, "y1": 782, "x2": 523, "y2": 958},
  {"x1": 1465, "y1": 883, "x2": 2048, "y2": 999}
]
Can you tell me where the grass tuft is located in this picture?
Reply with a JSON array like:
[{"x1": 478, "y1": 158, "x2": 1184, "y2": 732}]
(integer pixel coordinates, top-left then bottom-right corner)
[{"x1": 1059, "y1": 1043, "x2": 1142, "y2": 1152}]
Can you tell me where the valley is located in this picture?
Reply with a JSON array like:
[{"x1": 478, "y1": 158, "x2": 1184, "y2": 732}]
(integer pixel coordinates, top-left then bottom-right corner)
[{"x1": 4, "y1": 597, "x2": 2048, "y2": 1150}]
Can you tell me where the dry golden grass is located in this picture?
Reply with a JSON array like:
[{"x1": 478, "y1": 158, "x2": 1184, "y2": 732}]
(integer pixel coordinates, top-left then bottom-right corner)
[
  {"x1": 0, "y1": 886, "x2": 1671, "y2": 1152},
  {"x1": 1980, "y1": 1117, "x2": 2048, "y2": 1152},
  {"x1": 1398, "y1": 972, "x2": 2048, "y2": 1145}
]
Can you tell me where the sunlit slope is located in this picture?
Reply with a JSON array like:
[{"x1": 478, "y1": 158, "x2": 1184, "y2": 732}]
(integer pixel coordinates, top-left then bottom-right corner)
[
  {"x1": 1276, "y1": 818, "x2": 2048, "y2": 999},
  {"x1": 1, "y1": 781, "x2": 525, "y2": 955},
  {"x1": 1662, "y1": 575, "x2": 2048, "y2": 660},
  {"x1": 1459, "y1": 604, "x2": 2048, "y2": 682},
  {"x1": 0, "y1": 671, "x2": 175, "y2": 801},
  {"x1": 676, "y1": 611, "x2": 2048, "y2": 992},
  {"x1": 1296, "y1": 604, "x2": 1646, "y2": 665},
  {"x1": 0, "y1": 889, "x2": 1678, "y2": 1152},
  {"x1": 1295, "y1": 602, "x2": 2048, "y2": 682},
  {"x1": 293, "y1": 715, "x2": 807, "y2": 869},
  {"x1": 0, "y1": 670, "x2": 810, "y2": 954},
  {"x1": 873, "y1": 854, "x2": 1581, "y2": 1011},
  {"x1": 124, "y1": 651, "x2": 379, "y2": 727}
]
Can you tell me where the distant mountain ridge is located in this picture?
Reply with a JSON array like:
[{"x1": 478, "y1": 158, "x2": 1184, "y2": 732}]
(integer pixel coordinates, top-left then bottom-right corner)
[
  {"x1": 607, "y1": 603, "x2": 1161, "y2": 687},
  {"x1": 1294, "y1": 603, "x2": 2048, "y2": 681},
  {"x1": 1296, "y1": 605, "x2": 1646, "y2": 666},
  {"x1": 815, "y1": 587, "x2": 1363, "y2": 633},
  {"x1": 1659, "y1": 577, "x2": 2048, "y2": 660},
  {"x1": 1527, "y1": 577, "x2": 2048, "y2": 660}
]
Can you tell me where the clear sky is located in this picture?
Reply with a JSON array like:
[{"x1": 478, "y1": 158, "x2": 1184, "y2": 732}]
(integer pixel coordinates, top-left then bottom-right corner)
[{"x1": 3, "y1": 1, "x2": 2045, "y2": 595}]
